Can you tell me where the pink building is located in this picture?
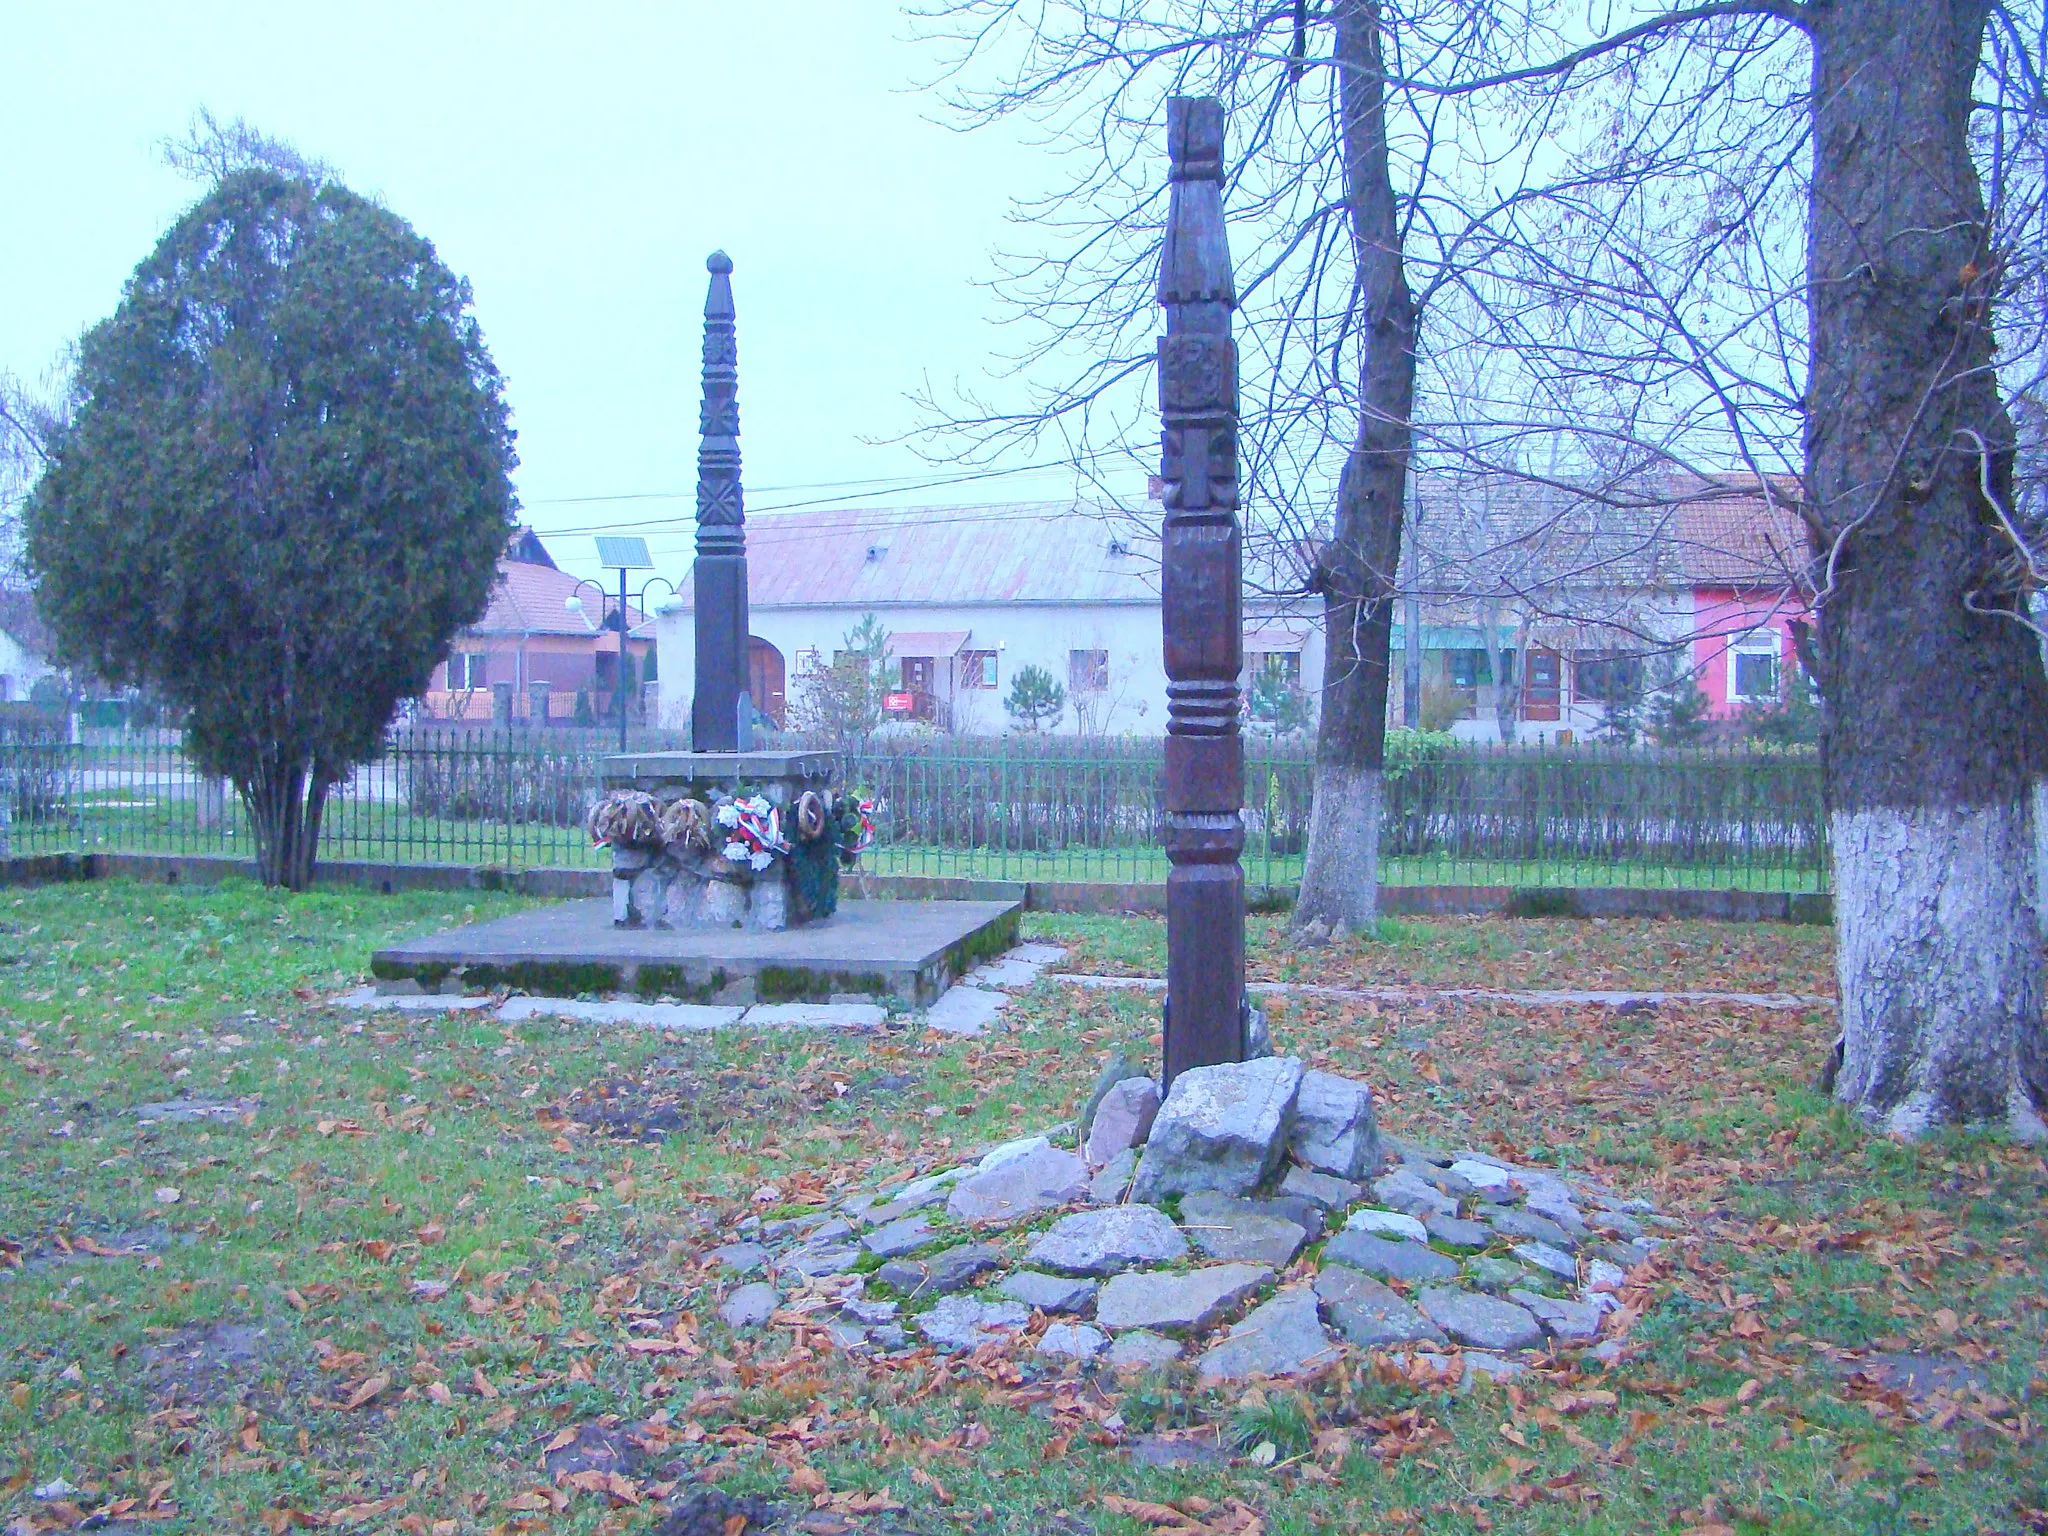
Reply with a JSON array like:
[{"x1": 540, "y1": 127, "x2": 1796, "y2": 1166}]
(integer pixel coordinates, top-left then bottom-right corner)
[{"x1": 1678, "y1": 489, "x2": 1811, "y2": 720}]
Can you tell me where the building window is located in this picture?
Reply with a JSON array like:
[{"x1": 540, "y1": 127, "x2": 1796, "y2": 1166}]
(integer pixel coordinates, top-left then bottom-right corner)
[
  {"x1": 1069, "y1": 648, "x2": 1109, "y2": 693},
  {"x1": 1574, "y1": 651, "x2": 1642, "y2": 706},
  {"x1": 1447, "y1": 648, "x2": 1490, "y2": 689},
  {"x1": 449, "y1": 651, "x2": 487, "y2": 690},
  {"x1": 1254, "y1": 651, "x2": 1301, "y2": 686},
  {"x1": 1732, "y1": 647, "x2": 1779, "y2": 702},
  {"x1": 901, "y1": 656, "x2": 935, "y2": 694},
  {"x1": 960, "y1": 650, "x2": 998, "y2": 689}
]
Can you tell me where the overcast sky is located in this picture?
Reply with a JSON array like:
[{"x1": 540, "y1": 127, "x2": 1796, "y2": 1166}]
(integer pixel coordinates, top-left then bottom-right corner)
[{"x1": 0, "y1": 3, "x2": 1128, "y2": 585}]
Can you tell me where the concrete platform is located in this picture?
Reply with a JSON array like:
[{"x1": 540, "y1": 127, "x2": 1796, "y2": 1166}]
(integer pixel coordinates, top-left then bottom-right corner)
[{"x1": 368, "y1": 897, "x2": 1021, "y2": 1006}]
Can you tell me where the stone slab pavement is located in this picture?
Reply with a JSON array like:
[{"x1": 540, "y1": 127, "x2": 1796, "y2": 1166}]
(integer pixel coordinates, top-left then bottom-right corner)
[{"x1": 1055, "y1": 974, "x2": 1831, "y2": 1011}]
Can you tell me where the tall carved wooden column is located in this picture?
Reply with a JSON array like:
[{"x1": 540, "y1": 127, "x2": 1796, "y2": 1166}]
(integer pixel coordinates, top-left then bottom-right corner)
[
  {"x1": 692, "y1": 250, "x2": 749, "y2": 752},
  {"x1": 1158, "y1": 97, "x2": 1247, "y2": 1085}
]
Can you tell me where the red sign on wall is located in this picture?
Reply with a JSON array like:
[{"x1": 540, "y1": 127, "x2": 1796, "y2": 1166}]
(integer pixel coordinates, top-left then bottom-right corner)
[{"x1": 884, "y1": 692, "x2": 914, "y2": 713}]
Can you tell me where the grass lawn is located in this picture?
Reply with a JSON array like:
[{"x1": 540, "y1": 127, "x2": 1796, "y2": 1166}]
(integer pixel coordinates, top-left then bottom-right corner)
[{"x1": 0, "y1": 881, "x2": 2040, "y2": 1534}]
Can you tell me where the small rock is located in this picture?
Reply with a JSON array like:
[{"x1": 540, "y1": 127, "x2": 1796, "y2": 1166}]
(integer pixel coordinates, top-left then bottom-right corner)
[
  {"x1": 1027, "y1": 1205, "x2": 1187, "y2": 1276},
  {"x1": 841, "y1": 1297, "x2": 899, "y2": 1325},
  {"x1": 1583, "y1": 1257, "x2": 1628, "y2": 1293},
  {"x1": 869, "y1": 1323, "x2": 909, "y2": 1351},
  {"x1": 1509, "y1": 1289, "x2": 1605, "y2": 1343},
  {"x1": 1422, "y1": 1213, "x2": 1492, "y2": 1250},
  {"x1": 1078, "y1": 1053, "x2": 1143, "y2": 1146},
  {"x1": 1369, "y1": 1169, "x2": 1459, "y2": 1221},
  {"x1": 917, "y1": 1295, "x2": 1030, "y2": 1353},
  {"x1": 1107, "y1": 1331, "x2": 1183, "y2": 1371},
  {"x1": 1588, "y1": 1208, "x2": 1645, "y2": 1241},
  {"x1": 1344, "y1": 1207, "x2": 1429, "y2": 1244},
  {"x1": 1416, "y1": 1287, "x2": 1545, "y2": 1352},
  {"x1": 1524, "y1": 1187, "x2": 1589, "y2": 1236},
  {"x1": 1279, "y1": 1166, "x2": 1361, "y2": 1210},
  {"x1": 781, "y1": 1244, "x2": 860, "y2": 1279},
  {"x1": 947, "y1": 1145, "x2": 1089, "y2": 1226},
  {"x1": 719, "y1": 1282, "x2": 778, "y2": 1329},
  {"x1": 1513, "y1": 1241, "x2": 1578, "y2": 1282},
  {"x1": 1448, "y1": 1158, "x2": 1521, "y2": 1195},
  {"x1": 979, "y1": 1134, "x2": 1052, "y2": 1172},
  {"x1": 1036, "y1": 1322, "x2": 1109, "y2": 1361},
  {"x1": 862, "y1": 1215, "x2": 935, "y2": 1259},
  {"x1": 998, "y1": 1271, "x2": 1099, "y2": 1315},
  {"x1": 1322, "y1": 1229, "x2": 1460, "y2": 1284},
  {"x1": 1096, "y1": 1263, "x2": 1273, "y2": 1333},
  {"x1": 1287, "y1": 1070, "x2": 1380, "y2": 1179},
  {"x1": 840, "y1": 1192, "x2": 879, "y2": 1219},
  {"x1": 1179, "y1": 1192, "x2": 1308, "y2": 1266},
  {"x1": 1417, "y1": 1349, "x2": 1529, "y2": 1389},
  {"x1": 1088, "y1": 1148, "x2": 1139, "y2": 1204},
  {"x1": 707, "y1": 1241, "x2": 768, "y2": 1274},
  {"x1": 1244, "y1": 1003, "x2": 1273, "y2": 1059},
  {"x1": 1258, "y1": 1192, "x2": 1328, "y2": 1240},
  {"x1": 1482, "y1": 1205, "x2": 1578, "y2": 1251},
  {"x1": 1314, "y1": 1265, "x2": 1445, "y2": 1348},
  {"x1": 804, "y1": 1217, "x2": 857, "y2": 1245},
  {"x1": 1195, "y1": 1285, "x2": 1336, "y2": 1383},
  {"x1": 1401, "y1": 1157, "x2": 1473, "y2": 1198},
  {"x1": 1085, "y1": 1077, "x2": 1162, "y2": 1165},
  {"x1": 1466, "y1": 1255, "x2": 1535, "y2": 1295},
  {"x1": 824, "y1": 1321, "x2": 870, "y2": 1351},
  {"x1": 1130, "y1": 1057, "x2": 1305, "y2": 1202}
]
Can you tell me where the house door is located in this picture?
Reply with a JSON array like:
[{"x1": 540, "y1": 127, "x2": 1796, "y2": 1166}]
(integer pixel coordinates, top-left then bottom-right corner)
[
  {"x1": 1523, "y1": 648, "x2": 1561, "y2": 720},
  {"x1": 901, "y1": 657, "x2": 935, "y2": 694},
  {"x1": 747, "y1": 637, "x2": 786, "y2": 726}
]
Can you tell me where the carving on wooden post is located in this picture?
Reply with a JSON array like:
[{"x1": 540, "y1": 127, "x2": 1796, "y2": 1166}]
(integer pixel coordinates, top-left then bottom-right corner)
[
  {"x1": 692, "y1": 251, "x2": 749, "y2": 752},
  {"x1": 1158, "y1": 96, "x2": 1247, "y2": 1085}
]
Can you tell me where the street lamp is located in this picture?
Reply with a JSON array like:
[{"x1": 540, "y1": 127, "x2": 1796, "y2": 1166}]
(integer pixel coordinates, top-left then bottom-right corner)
[{"x1": 566, "y1": 538, "x2": 677, "y2": 750}]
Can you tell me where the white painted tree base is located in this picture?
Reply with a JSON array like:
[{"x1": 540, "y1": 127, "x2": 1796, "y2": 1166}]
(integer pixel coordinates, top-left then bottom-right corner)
[
  {"x1": 1294, "y1": 766, "x2": 1382, "y2": 935},
  {"x1": 1832, "y1": 803, "x2": 2048, "y2": 1141}
]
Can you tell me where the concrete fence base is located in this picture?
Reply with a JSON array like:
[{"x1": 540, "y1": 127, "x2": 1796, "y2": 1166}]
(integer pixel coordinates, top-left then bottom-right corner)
[{"x1": 0, "y1": 851, "x2": 1833, "y2": 924}]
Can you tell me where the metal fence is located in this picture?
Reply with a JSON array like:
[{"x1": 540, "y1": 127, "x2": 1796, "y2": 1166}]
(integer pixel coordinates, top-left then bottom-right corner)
[{"x1": 0, "y1": 722, "x2": 1830, "y2": 892}]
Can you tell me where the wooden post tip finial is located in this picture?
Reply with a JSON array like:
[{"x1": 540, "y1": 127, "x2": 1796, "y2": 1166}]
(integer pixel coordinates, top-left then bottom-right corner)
[
  {"x1": 707, "y1": 250, "x2": 733, "y2": 274},
  {"x1": 1167, "y1": 97, "x2": 1225, "y2": 180}
]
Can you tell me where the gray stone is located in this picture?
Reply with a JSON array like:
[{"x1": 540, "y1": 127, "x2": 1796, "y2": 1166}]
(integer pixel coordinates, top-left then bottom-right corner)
[
  {"x1": 1178, "y1": 1192, "x2": 1308, "y2": 1266},
  {"x1": 803, "y1": 1217, "x2": 857, "y2": 1245},
  {"x1": 1416, "y1": 1287, "x2": 1545, "y2": 1352},
  {"x1": 1195, "y1": 1286, "x2": 1336, "y2": 1384},
  {"x1": 1482, "y1": 1205, "x2": 1577, "y2": 1251},
  {"x1": 869, "y1": 1323, "x2": 909, "y2": 1351},
  {"x1": 947, "y1": 1144, "x2": 1088, "y2": 1226},
  {"x1": 1258, "y1": 1193, "x2": 1327, "y2": 1240},
  {"x1": 978, "y1": 1134, "x2": 1052, "y2": 1171},
  {"x1": 781, "y1": 1243, "x2": 860, "y2": 1279},
  {"x1": 1107, "y1": 1331, "x2": 1183, "y2": 1371},
  {"x1": 841, "y1": 1297, "x2": 899, "y2": 1326},
  {"x1": 1417, "y1": 1349, "x2": 1529, "y2": 1389},
  {"x1": 997, "y1": 1271, "x2": 1098, "y2": 1315},
  {"x1": 1078, "y1": 1053, "x2": 1142, "y2": 1146},
  {"x1": 740, "y1": 1002, "x2": 888, "y2": 1030},
  {"x1": 925, "y1": 985, "x2": 1009, "y2": 1036},
  {"x1": 707, "y1": 1241, "x2": 767, "y2": 1274},
  {"x1": 1344, "y1": 1207, "x2": 1429, "y2": 1243},
  {"x1": 1422, "y1": 1214, "x2": 1492, "y2": 1251},
  {"x1": 1279, "y1": 1166, "x2": 1361, "y2": 1210},
  {"x1": 1313, "y1": 1265, "x2": 1445, "y2": 1348},
  {"x1": 862, "y1": 1215, "x2": 935, "y2": 1259},
  {"x1": 1583, "y1": 1257, "x2": 1628, "y2": 1295},
  {"x1": 718, "y1": 1281, "x2": 778, "y2": 1329},
  {"x1": 1095, "y1": 1263, "x2": 1274, "y2": 1333},
  {"x1": 1130, "y1": 1057, "x2": 1305, "y2": 1202},
  {"x1": 876, "y1": 1242, "x2": 1002, "y2": 1297},
  {"x1": 840, "y1": 1192, "x2": 879, "y2": 1220},
  {"x1": 1369, "y1": 1169, "x2": 1460, "y2": 1221},
  {"x1": 1399, "y1": 1155, "x2": 1472, "y2": 1198},
  {"x1": 916, "y1": 1295, "x2": 1030, "y2": 1353},
  {"x1": 1084, "y1": 1077, "x2": 1161, "y2": 1165},
  {"x1": 1287, "y1": 1070, "x2": 1380, "y2": 1179},
  {"x1": 1513, "y1": 1241, "x2": 1579, "y2": 1282},
  {"x1": 1524, "y1": 1187, "x2": 1589, "y2": 1236},
  {"x1": 1244, "y1": 1003, "x2": 1272, "y2": 1060},
  {"x1": 824, "y1": 1321, "x2": 870, "y2": 1351},
  {"x1": 1588, "y1": 1208, "x2": 1645, "y2": 1241},
  {"x1": 1088, "y1": 1148, "x2": 1139, "y2": 1204},
  {"x1": 1509, "y1": 1289, "x2": 1605, "y2": 1343},
  {"x1": 1448, "y1": 1158, "x2": 1521, "y2": 1196},
  {"x1": 1027, "y1": 1205, "x2": 1187, "y2": 1276},
  {"x1": 1322, "y1": 1230, "x2": 1459, "y2": 1284},
  {"x1": 131, "y1": 1096, "x2": 260, "y2": 1124},
  {"x1": 1036, "y1": 1322, "x2": 1109, "y2": 1361},
  {"x1": 1466, "y1": 1255, "x2": 1535, "y2": 1295}
]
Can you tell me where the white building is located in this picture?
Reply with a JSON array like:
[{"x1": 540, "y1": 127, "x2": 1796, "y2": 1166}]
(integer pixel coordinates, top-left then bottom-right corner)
[{"x1": 652, "y1": 501, "x2": 1323, "y2": 737}]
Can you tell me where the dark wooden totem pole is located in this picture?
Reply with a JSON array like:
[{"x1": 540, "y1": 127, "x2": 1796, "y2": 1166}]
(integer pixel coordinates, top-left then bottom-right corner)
[
  {"x1": 692, "y1": 250, "x2": 750, "y2": 752},
  {"x1": 1158, "y1": 97, "x2": 1248, "y2": 1085}
]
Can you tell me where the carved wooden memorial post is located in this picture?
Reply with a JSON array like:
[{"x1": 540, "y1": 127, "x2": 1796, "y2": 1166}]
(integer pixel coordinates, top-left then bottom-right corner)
[
  {"x1": 1158, "y1": 97, "x2": 1247, "y2": 1085},
  {"x1": 692, "y1": 251, "x2": 750, "y2": 752}
]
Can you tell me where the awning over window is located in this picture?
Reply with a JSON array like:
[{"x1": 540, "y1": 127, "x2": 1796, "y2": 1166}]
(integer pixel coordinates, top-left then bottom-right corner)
[{"x1": 884, "y1": 631, "x2": 971, "y2": 657}]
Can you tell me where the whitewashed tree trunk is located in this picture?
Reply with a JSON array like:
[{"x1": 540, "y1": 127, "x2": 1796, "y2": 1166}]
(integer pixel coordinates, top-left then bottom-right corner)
[
  {"x1": 2034, "y1": 780, "x2": 2048, "y2": 942},
  {"x1": 1295, "y1": 765, "x2": 1380, "y2": 934},
  {"x1": 1831, "y1": 805, "x2": 2048, "y2": 1140}
]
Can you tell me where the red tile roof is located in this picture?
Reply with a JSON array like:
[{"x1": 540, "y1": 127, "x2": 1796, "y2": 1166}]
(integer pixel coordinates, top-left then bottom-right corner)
[{"x1": 469, "y1": 558, "x2": 646, "y2": 639}]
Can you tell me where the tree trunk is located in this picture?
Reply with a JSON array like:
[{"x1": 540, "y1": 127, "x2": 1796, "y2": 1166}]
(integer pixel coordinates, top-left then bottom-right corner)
[
  {"x1": 1294, "y1": 0, "x2": 1416, "y2": 936},
  {"x1": 1807, "y1": 0, "x2": 2048, "y2": 1137},
  {"x1": 242, "y1": 758, "x2": 330, "y2": 892}
]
